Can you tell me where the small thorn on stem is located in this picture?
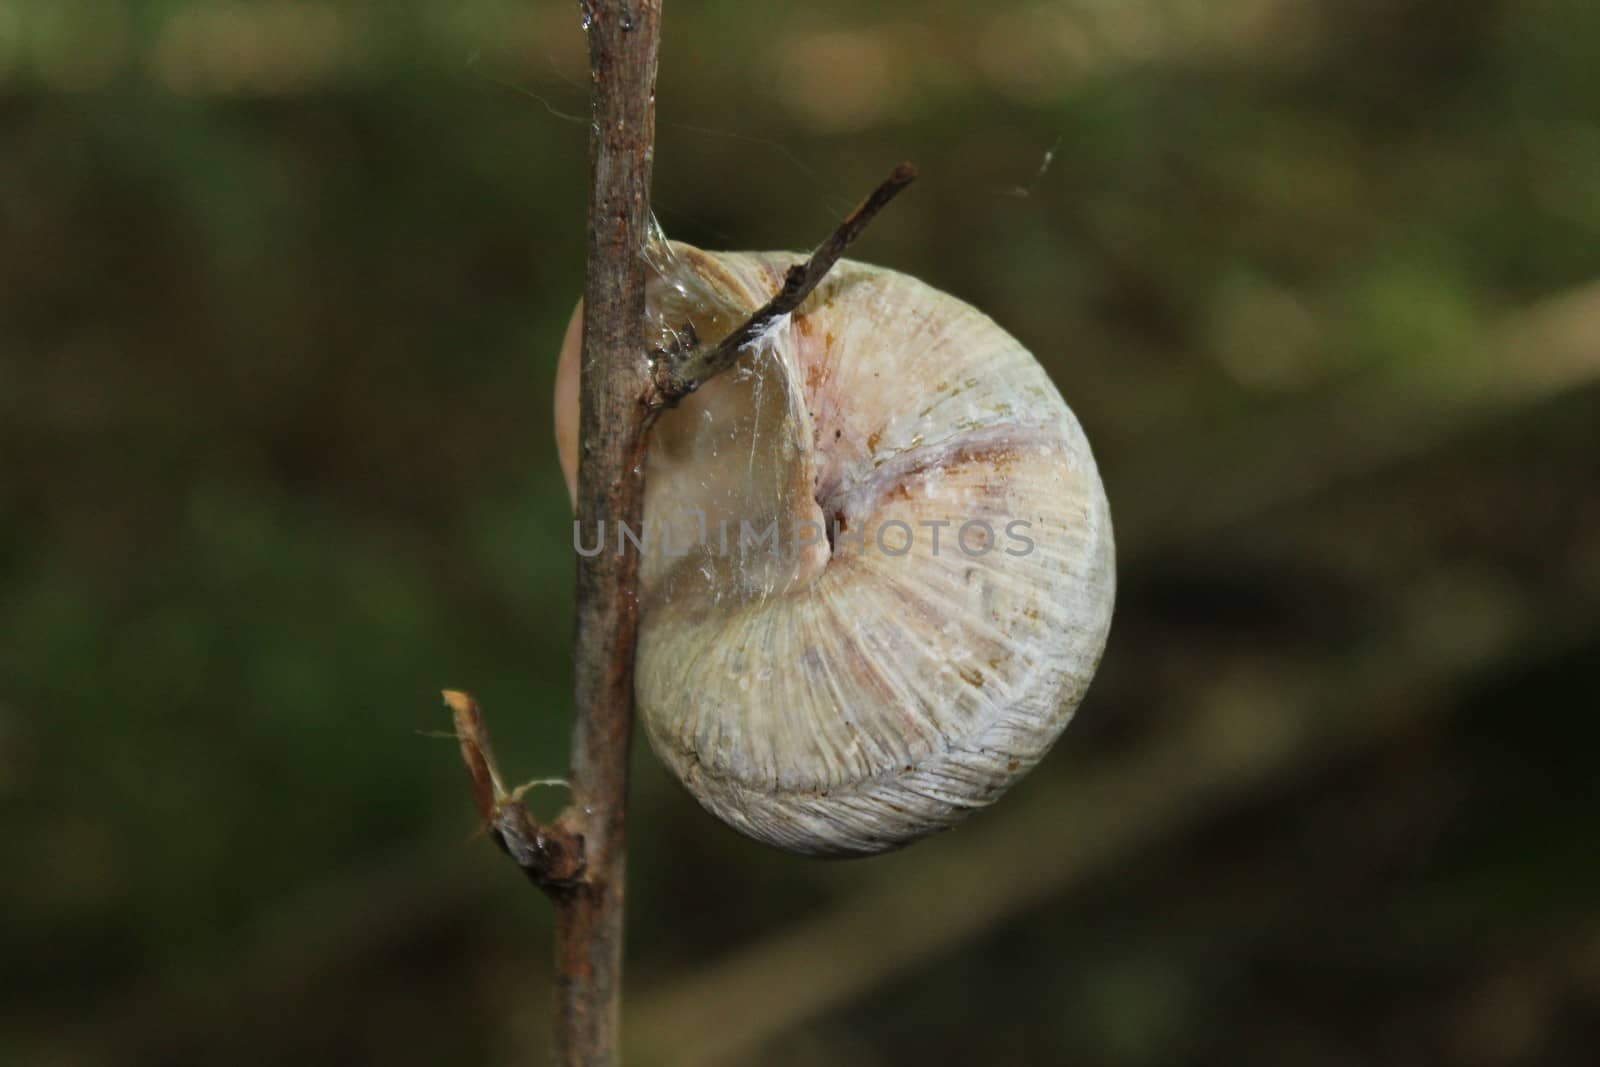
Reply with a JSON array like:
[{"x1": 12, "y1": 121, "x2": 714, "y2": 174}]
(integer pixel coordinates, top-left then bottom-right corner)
[{"x1": 444, "y1": 690, "x2": 586, "y2": 892}]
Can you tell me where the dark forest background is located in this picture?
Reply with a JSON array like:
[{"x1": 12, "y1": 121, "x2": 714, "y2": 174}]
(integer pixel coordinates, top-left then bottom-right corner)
[{"x1": 4, "y1": 1, "x2": 1599, "y2": 1064}]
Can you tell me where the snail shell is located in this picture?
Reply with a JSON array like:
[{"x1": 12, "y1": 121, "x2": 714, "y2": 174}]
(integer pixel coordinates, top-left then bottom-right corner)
[{"x1": 555, "y1": 242, "x2": 1115, "y2": 856}]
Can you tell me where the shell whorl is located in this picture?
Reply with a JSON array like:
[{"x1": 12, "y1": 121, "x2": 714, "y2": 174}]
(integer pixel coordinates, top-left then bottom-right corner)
[{"x1": 603, "y1": 243, "x2": 1115, "y2": 856}]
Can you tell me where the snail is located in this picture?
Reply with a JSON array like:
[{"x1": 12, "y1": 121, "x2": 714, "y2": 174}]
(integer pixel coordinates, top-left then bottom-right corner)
[{"x1": 554, "y1": 236, "x2": 1115, "y2": 856}]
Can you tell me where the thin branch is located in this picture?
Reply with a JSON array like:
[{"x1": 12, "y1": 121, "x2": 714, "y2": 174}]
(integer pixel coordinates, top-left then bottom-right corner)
[
  {"x1": 654, "y1": 162, "x2": 919, "y2": 403},
  {"x1": 447, "y1": 1, "x2": 666, "y2": 1063},
  {"x1": 557, "y1": 1, "x2": 664, "y2": 1063},
  {"x1": 450, "y1": 11, "x2": 909, "y2": 1064}
]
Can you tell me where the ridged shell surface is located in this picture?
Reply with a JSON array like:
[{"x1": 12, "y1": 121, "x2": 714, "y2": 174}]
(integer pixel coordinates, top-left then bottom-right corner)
[{"x1": 632, "y1": 244, "x2": 1115, "y2": 856}]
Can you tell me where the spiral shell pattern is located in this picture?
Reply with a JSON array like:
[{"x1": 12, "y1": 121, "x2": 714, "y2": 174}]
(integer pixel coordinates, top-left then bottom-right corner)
[{"x1": 611, "y1": 244, "x2": 1115, "y2": 856}]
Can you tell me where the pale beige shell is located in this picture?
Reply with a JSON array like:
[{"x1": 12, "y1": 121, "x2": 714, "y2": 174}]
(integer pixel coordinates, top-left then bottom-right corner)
[{"x1": 556, "y1": 243, "x2": 1115, "y2": 856}]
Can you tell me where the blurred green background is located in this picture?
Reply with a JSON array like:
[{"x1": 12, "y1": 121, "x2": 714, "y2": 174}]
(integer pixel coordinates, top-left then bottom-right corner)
[{"x1": 4, "y1": 1, "x2": 1600, "y2": 1064}]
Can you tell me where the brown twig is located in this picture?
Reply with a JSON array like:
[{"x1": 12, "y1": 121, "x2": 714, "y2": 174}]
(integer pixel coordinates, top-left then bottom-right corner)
[
  {"x1": 654, "y1": 161, "x2": 919, "y2": 403},
  {"x1": 450, "y1": 1, "x2": 666, "y2": 1063},
  {"x1": 548, "y1": 2, "x2": 665, "y2": 1064},
  {"x1": 450, "y1": 9, "x2": 915, "y2": 1061}
]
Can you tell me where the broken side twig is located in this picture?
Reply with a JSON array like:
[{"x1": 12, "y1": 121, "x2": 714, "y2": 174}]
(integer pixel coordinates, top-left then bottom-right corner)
[{"x1": 653, "y1": 162, "x2": 918, "y2": 403}]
